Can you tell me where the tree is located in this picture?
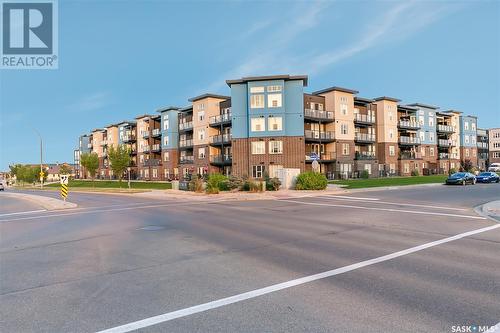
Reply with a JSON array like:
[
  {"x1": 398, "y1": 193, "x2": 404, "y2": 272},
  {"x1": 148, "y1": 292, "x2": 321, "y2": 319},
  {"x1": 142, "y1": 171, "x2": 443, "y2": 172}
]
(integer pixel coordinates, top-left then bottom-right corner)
[
  {"x1": 80, "y1": 152, "x2": 99, "y2": 186},
  {"x1": 59, "y1": 163, "x2": 72, "y2": 175},
  {"x1": 461, "y1": 159, "x2": 473, "y2": 172},
  {"x1": 107, "y1": 144, "x2": 131, "y2": 184}
]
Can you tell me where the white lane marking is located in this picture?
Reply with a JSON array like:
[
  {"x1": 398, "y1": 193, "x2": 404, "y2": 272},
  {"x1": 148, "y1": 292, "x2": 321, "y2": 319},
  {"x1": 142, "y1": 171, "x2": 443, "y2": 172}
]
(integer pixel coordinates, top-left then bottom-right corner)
[
  {"x1": 318, "y1": 196, "x2": 470, "y2": 211},
  {"x1": 279, "y1": 199, "x2": 485, "y2": 220},
  {"x1": 0, "y1": 209, "x2": 47, "y2": 217},
  {"x1": 324, "y1": 195, "x2": 380, "y2": 201},
  {"x1": 485, "y1": 322, "x2": 500, "y2": 333},
  {"x1": 96, "y1": 223, "x2": 500, "y2": 333},
  {"x1": 0, "y1": 200, "x2": 228, "y2": 223}
]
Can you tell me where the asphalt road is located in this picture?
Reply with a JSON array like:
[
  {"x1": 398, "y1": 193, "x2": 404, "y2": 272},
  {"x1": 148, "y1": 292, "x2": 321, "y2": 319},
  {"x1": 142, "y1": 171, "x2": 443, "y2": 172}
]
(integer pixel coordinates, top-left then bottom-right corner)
[{"x1": 1, "y1": 184, "x2": 499, "y2": 333}]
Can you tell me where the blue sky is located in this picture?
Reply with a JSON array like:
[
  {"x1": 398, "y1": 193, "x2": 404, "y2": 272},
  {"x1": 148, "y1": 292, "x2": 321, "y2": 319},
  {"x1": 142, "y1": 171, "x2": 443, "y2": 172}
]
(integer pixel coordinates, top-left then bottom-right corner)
[{"x1": 1, "y1": 0, "x2": 499, "y2": 170}]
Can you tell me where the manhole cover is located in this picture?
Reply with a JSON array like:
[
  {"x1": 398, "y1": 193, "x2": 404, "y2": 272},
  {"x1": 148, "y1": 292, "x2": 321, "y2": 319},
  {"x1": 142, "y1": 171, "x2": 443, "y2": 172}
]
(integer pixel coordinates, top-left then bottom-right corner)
[{"x1": 138, "y1": 226, "x2": 165, "y2": 231}]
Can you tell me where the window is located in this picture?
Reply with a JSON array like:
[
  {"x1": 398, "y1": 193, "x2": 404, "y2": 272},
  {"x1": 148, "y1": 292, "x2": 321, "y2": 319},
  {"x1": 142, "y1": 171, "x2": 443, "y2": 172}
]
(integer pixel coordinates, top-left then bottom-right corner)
[
  {"x1": 163, "y1": 152, "x2": 169, "y2": 162},
  {"x1": 197, "y1": 103, "x2": 205, "y2": 111},
  {"x1": 389, "y1": 163, "x2": 396, "y2": 174},
  {"x1": 267, "y1": 85, "x2": 282, "y2": 92},
  {"x1": 419, "y1": 131, "x2": 425, "y2": 141},
  {"x1": 268, "y1": 116, "x2": 282, "y2": 131},
  {"x1": 472, "y1": 123, "x2": 476, "y2": 130},
  {"x1": 340, "y1": 96, "x2": 348, "y2": 103},
  {"x1": 163, "y1": 115, "x2": 169, "y2": 130},
  {"x1": 421, "y1": 146, "x2": 426, "y2": 156},
  {"x1": 198, "y1": 167, "x2": 207, "y2": 175},
  {"x1": 389, "y1": 146, "x2": 395, "y2": 156},
  {"x1": 430, "y1": 147, "x2": 435, "y2": 156},
  {"x1": 198, "y1": 147, "x2": 206, "y2": 159},
  {"x1": 198, "y1": 111, "x2": 205, "y2": 122},
  {"x1": 389, "y1": 129, "x2": 394, "y2": 139},
  {"x1": 250, "y1": 94, "x2": 265, "y2": 108},
  {"x1": 419, "y1": 118, "x2": 424, "y2": 126},
  {"x1": 164, "y1": 169, "x2": 170, "y2": 179},
  {"x1": 250, "y1": 86, "x2": 264, "y2": 93},
  {"x1": 342, "y1": 143, "x2": 349, "y2": 155},
  {"x1": 388, "y1": 111, "x2": 393, "y2": 121},
  {"x1": 340, "y1": 103, "x2": 348, "y2": 115},
  {"x1": 267, "y1": 94, "x2": 282, "y2": 108},
  {"x1": 341, "y1": 123, "x2": 348, "y2": 135},
  {"x1": 465, "y1": 135, "x2": 469, "y2": 144},
  {"x1": 471, "y1": 136, "x2": 476, "y2": 144},
  {"x1": 269, "y1": 140, "x2": 283, "y2": 154},
  {"x1": 464, "y1": 122, "x2": 469, "y2": 130},
  {"x1": 465, "y1": 149, "x2": 470, "y2": 157},
  {"x1": 429, "y1": 117, "x2": 434, "y2": 127},
  {"x1": 251, "y1": 117, "x2": 265, "y2": 132},
  {"x1": 251, "y1": 141, "x2": 265, "y2": 154},
  {"x1": 364, "y1": 164, "x2": 372, "y2": 175},
  {"x1": 404, "y1": 164, "x2": 409, "y2": 174},
  {"x1": 268, "y1": 164, "x2": 283, "y2": 178},
  {"x1": 252, "y1": 165, "x2": 265, "y2": 178},
  {"x1": 197, "y1": 129, "x2": 205, "y2": 141},
  {"x1": 429, "y1": 132, "x2": 434, "y2": 142},
  {"x1": 163, "y1": 136, "x2": 169, "y2": 146},
  {"x1": 152, "y1": 169, "x2": 158, "y2": 178}
]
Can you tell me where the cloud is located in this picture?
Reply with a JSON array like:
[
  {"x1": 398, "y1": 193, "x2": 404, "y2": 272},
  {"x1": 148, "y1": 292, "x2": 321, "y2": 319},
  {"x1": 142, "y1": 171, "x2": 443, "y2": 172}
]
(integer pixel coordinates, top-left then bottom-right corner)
[{"x1": 68, "y1": 92, "x2": 113, "y2": 112}]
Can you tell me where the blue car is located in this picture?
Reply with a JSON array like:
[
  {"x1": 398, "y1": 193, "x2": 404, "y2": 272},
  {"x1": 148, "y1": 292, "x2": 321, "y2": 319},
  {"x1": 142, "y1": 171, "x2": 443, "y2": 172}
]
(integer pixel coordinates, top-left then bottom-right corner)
[{"x1": 476, "y1": 172, "x2": 500, "y2": 183}]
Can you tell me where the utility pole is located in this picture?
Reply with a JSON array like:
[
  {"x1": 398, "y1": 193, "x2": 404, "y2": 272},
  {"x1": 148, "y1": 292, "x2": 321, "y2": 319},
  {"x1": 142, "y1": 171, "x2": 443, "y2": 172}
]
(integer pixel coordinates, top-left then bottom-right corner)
[{"x1": 34, "y1": 129, "x2": 43, "y2": 189}]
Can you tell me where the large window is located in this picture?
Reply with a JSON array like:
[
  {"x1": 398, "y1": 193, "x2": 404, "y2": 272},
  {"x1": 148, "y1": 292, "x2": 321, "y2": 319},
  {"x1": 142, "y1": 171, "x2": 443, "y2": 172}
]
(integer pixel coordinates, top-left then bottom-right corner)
[
  {"x1": 198, "y1": 147, "x2": 206, "y2": 159},
  {"x1": 163, "y1": 152, "x2": 169, "y2": 162},
  {"x1": 341, "y1": 123, "x2": 348, "y2": 135},
  {"x1": 163, "y1": 136, "x2": 169, "y2": 146},
  {"x1": 251, "y1": 141, "x2": 265, "y2": 154},
  {"x1": 252, "y1": 165, "x2": 265, "y2": 178},
  {"x1": 198, "y1": 111, "x2": 205, "y2": 122},
  {"x1": 268, "y1": 164, "x2": 283, "y2": 178},
  {"x1": 163, "y1": 115, "x2": 169, "y2": 130},
  {"x1": 250, "y1": 94, "x2": 265, "y2": 108},
  {"x1": 267, "y1": 85, "x2": 282, "y2": 92},
  {"x1": 267, "y1": 94, "x2": 282, "y2": 108},
  {"x1": 269, "y1": 140, "x2": 283, "y2": 154},
  {"x1": 389, "y1": 145, "x2": 395, "y2": 156},
  {"x1": 198, "y1": 129, "x2": 205, "y2": 141},
  {"x1": 251, "y1": 117, "x2": 265, "y2": 132},
  {"x1": 268, "y1": 116, "x2": 282, "y2": 131},
  {"x1": 250, "y1": 86, "x2": 264, "y2": 93},
  {"x1": 340, "y1": 103, "x2": 348, "y2": 115},
  {"x1": 342, "y1": 143, "x2": 349, "y2": 155}
]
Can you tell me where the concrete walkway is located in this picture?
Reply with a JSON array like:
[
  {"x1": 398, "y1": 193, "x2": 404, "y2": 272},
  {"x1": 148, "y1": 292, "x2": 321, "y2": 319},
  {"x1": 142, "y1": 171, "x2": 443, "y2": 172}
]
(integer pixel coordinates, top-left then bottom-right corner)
[
  {"x1": 2, "y1": 191, "x2": 77, "y2": 210},
  {"x1": 476, "y1": 200, "x2": 500, "y2": 221}
]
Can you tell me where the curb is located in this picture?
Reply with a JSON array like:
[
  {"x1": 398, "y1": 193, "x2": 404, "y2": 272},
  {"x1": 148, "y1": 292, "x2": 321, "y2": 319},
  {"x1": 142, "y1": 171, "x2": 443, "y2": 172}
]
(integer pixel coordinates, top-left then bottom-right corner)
[
  {"x1": 2, "y1": 192, "x2": 77, "y2": 210},
  {"x1": 345, "y1": 182, "x2": 445, "y2": 193},
  {"x1": 474, "y1": 200, "x2": 500, "y2": 223}
]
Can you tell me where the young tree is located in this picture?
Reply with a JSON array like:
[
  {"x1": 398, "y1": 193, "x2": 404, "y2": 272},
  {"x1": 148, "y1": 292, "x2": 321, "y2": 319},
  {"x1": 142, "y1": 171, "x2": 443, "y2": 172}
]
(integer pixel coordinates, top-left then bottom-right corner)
[
  {"x1": 461, "y1": 159, "x2": 473, "y2": 172},
  {"x1": 59, "y1": 163, "x2": 72, "y2": 175},
  {"x1": 107, "y1": 145, "x2": 131, "y2": 184},
  {"x1": 80, "y1": 152, "x2": 99, "y2": 186}
]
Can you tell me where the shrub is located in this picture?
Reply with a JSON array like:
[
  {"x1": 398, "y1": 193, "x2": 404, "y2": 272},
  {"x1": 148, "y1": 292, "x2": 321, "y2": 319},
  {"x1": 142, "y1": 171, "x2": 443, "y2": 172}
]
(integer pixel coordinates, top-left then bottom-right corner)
[
  {"x1": 205, "y1": 173, "x2": 229, "y2": 194},
  {"x1": 411, "y1": 169, "x2": 419, "y2": 176},
  {"x1": 266, "y1": 177, "x2": 281, "y2": 191},
  {"x1": 227, "y1": 176, "x2": 244, "y2": 191},
  {"x1": 189, "y1": 176, "x2": 204, "y2": 192},
  {"x1": 360, "y1": 170, "x2": 370, "y2": 179},
  {"x1": 249, "y1": 180, "x2": 264, "y2": 192},
  {"x1": 295, "y1": 171, "x2": 328, "y2": 190}
]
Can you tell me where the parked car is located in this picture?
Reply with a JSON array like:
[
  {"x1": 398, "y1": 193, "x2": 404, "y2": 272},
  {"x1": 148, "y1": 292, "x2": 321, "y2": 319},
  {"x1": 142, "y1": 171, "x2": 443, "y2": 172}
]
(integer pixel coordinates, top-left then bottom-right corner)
[
  {"x1": 476, "y1": 172, "x2": 500, "y2": 183},
  {"x1": 0, "y1": 183, "x2": 4, "y2": 191},
  {"x1": 488, "y1": 163, "x2": 500, "y2": 172},
  {"x1": 445, "y1": 172, "x2": 476, "y2": 185}
]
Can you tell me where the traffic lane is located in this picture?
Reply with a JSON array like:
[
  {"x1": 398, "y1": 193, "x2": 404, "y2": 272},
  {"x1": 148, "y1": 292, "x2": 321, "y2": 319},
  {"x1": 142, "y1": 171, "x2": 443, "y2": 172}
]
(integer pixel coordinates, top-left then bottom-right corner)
[
  {"x1": 144, "y1": 229, "x2": 500, "y2": 333},
  {"x1": 1, "y1": 200, "x2": 499, "y2": 332},
  {"x1": 0, "y1": 195, "x2": 45, "y2": 214},
  {"x1": 343, "y1": 183, "x2": 500, "y2": 208}
]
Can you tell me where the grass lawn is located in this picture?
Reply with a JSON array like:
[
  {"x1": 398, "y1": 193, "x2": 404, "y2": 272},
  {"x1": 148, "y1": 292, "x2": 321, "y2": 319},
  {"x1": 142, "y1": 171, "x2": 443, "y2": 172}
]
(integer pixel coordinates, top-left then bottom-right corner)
[
  {"x1": 329, "y1": 175, "x2": 447, "y2": 189},
  {"x1": 46, "y1": 180, "x2": 172, "y2": 190}
]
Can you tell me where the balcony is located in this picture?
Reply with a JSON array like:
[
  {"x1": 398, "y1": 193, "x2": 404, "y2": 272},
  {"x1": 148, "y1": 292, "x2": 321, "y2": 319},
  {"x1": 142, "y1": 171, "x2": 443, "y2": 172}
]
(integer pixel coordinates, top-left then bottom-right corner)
[
  {"x1": 210, "y1": 133, "x2": 232, "y2": 146},
  {"x1": 477, "y1": 142, "x2": 488, "y2": 149},
  {"x1": 304, "y1": 109, "x2": 335, "y2": 123},
  {"x1": 142, "y1": 145, "x2": 150, "y2": 153},
  {"x1": 143, "y1": 159, "x2": 161, "y2": 167},
  {"x1": 122, "y1": 134, "x2": 136, "y2": 143},
  {"x1": 354, "y1": 133, "x2": 376, "y2": 143},
  {"x1": 100, "y1": 140, "x2": 108, "y2": 146},
  {"x1": 399, "y1": 136, "x2": 421, "y2": 146},
  {"x1": 151, "y1": 128, "x2": 161, "y2": 138},
  {"x1": 209, "y1": 154, "x2": 232, "y2": 166},
  {"x1": 179, "y1": 139, "x2": 194, "y2": 148},
  {"x1": 399, "y1": 151, "x2": 422, "y2": 160},
  {"x1": 304, "y1": 130, "x2": 335, "y2": 143},
  {"x1": 151, "y1": 144, "x2": 161, "y2": 152},
  {"x1": 478, "y1": 153, "x2": 488, "y2": 160},
  {"x1": 142, "y1": 132, "x2": 149, "y2": 139},
  {"x1": 355, "y1": 151, "x2": 376, "y2": 160},
  {"x1": 87, "y1": 143, "x2": 93, "y2": 149},
  {"x1": 354, "y1": 114, "x2": 376, "y2": 126},
  {"x1": 209, "y1": 113, "x2": 232, "y2": 127},
  {"x1": 130, "y1": 148, "x2": 137, "y2": 155},
  {"x1": 438, "y1": 153, "x2": 450, "y2": 160},
  {"x1": 398, "y1": 120, "x2": 420, "y2": 130},
  {"x1": 305, "y1": 152, "x2": 336, "y2": 162},
  {"x1": 102, "y1": 151, "x2": 108, "y2": 157},
  {"x1": 438, "y1": 139, "x2": 456, "y2": 147},
  {"x1": 179, "y1": 121, "x2": 193, "y2": 132},
  {"x1": 179, "y1": 155, "x2": 194, "y2": 164},
  {"x1": 437, "y1": 124, "x2": 455, "y2": 133}
]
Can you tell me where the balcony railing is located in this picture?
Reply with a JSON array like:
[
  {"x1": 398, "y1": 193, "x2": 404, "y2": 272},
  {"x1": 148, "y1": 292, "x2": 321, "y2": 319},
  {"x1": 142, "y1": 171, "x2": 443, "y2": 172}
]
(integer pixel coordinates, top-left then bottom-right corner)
[
  {"x1": 179, "y1": 155, "x2": 194, "y2": 164},
  {"x1": 438, "y1": 153, "x2": 450, "y2": 160},
  {"x1": 398, "y1": 120, "x2": 420, "y2": 130},
  {"x1": 152, "y1": 129, "x2": 161, "y2": 137},
  {"x1": 354, "y1": 113, "x2": 376, "y2": 125},
  {"x1": 209, "y1": 154, "x2": 232, "y2": 165},
  {"x1": 209, "y1": 113, "x2": 232, "y2": 126},
  {"x1": 478, "y1": 153, "x2": 488, "y2": 160},
  {"x1": 100, "y1": 140, "x2": 108, "y2": 146},
  {"x1": 122, "y1": 134, "x2": 136, "y2": 142},
  {"x1": 304, "y1": 109, "x2": 334, "y2": 122},
  {"x1": 87, "y1": 143, "x2": 93, "y2": 149},
  {"x1": 304, "y1": 130, "x2": 335, "y2": 141},
  {"x1": 142, "y1": 132, "x2": 149, "y2": 139},
  {"x1": 151, "y1": 144, "x2": 161, "y2": 152},
  {"x1": 477, "y1": 142, "x2": 488, "y2": 149},
  {"x1": 143, "y1": 159, "x2": 161, "y2": 167},
  {"x1": 354, "y1": 133, "x2": 376, "y2": 143},
  {"x1": 438, "y1": 139, "x2": 456, "y2": 147},
  {"x1": 437, "y1": 124, "x2": 455, "y2": 133},
  {"x1": 179, "y1": 121, "x2": 193, "y2": 131},
  {"x1": 399, "y1": 151, "x2": 422, "y2": 160},
  {"x1": 210, "y1": 133, "x2": 232, "y2": 145},
  {"x1": 179, "y1": 139, "x2": 193, "y2": 148},
  {"x1": 355, "y1": 151, "x2": 376, "y2": 160},
  {"x1": 142, "y1": 145, "x2": 150, "y2": 153},
  {"x1": 399, "y1": 136, "x2": 421, "y2": 145},
  {"x1": 305, "y1": 152, "x2": 336, "y2": 162}
]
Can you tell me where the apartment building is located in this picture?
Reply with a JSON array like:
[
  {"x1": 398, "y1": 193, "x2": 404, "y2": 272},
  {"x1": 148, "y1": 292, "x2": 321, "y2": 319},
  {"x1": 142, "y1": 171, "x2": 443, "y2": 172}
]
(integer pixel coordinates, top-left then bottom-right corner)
[
  {"x1": 75, "y1": 74, "x2": 489, "y2": 181},
  {"x1": 489, "y1": 128, "x2": 500, "y2": 164},
  {"x1": 477, "y1": 128, "x2": 489, "y2": 170}
]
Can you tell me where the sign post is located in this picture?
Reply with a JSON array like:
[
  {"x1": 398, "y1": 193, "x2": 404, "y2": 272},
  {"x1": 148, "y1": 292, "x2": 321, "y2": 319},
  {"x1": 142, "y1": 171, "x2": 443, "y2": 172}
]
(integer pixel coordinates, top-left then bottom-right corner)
[{"x1": 60, "y1": 175, "x2": 69, "y2": 202}]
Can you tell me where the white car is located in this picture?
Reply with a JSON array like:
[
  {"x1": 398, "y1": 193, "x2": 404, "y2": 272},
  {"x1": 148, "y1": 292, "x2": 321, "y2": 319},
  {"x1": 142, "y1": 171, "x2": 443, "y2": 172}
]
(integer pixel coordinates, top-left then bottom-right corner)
[{"x1": 488, "y1": 163, "x2": 500, "y2": 172}]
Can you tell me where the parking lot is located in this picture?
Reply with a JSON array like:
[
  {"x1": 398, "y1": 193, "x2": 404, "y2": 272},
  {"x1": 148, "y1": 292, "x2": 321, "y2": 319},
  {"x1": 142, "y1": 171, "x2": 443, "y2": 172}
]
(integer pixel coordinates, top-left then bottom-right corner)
[{"x1": 1, "y1": 184, "x2": 499, "y2": 332}]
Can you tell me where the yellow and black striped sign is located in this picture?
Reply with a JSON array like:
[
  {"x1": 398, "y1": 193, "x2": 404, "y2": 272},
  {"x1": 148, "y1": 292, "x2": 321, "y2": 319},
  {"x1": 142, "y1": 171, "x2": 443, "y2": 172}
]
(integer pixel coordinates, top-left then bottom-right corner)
[{"x1": 61, "y1": 183, "x2": 68, "y2": 199}]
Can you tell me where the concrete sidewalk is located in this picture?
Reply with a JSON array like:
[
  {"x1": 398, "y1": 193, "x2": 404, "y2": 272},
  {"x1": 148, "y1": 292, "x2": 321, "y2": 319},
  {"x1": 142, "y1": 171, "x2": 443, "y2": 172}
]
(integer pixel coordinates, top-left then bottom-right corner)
[
  {"x1": 2, "y1": 191, "x2": 77, "y2": 210},
  {"x1": 476, "y1": 200, "x2": 500, "y2": 221}
]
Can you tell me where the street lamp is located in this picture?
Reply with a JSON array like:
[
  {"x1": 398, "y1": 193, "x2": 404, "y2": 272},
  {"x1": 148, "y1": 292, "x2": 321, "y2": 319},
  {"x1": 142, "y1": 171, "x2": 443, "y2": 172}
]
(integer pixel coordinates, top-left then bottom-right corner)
[
  {"x1": 33, "y1": 129, "x2": 43, "y2": 189},
  {"x1": 127, "y1": 167, "x2": 131, "y2": 189}
]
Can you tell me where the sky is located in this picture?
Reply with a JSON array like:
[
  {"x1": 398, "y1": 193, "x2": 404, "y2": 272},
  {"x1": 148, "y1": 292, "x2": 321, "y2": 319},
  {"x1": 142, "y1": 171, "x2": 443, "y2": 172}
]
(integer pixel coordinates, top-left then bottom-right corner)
[{"x1": 1, "y1": 0, "x2": 499, "y2": 170}]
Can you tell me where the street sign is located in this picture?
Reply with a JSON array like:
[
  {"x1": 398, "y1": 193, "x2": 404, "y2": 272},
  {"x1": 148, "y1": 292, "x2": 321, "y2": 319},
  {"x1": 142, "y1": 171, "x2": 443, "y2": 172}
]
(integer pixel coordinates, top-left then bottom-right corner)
[
  {"x1": 310, "y1": 152, "x2": 319, "y2": 161},
  {"x1": 39, "y1": 171, "x2": 45, "y2": 177},
  {"x1": 312, "y1": 160, "x2": 320, "y2": 172},
  {"x1": 60, "y1": 175, "x2": 69, "y2": 185},
  {"x1": 60, "y1": 175, "x2": 69, "y2": 201}
]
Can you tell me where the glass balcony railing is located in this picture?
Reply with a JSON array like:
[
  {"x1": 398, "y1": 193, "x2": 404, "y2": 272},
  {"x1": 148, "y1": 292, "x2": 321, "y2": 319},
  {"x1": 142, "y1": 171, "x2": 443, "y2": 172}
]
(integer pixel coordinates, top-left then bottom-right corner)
[
  {"x1": 304, "y1": 130, "x2": 335, "y2": 141},
  {"x1": 437, "y1": 124, "x2": 455, "y2": 133},
  {"x1": 305, "y1": 152, "x2": 336, "y2": 161},
  {"x1": 210, "y1": 133, "x2": 232, "y2": 145},
  {"x1": 304, "y1": 109, "x2": 334, "y2": 121},
  {"x1": 355, "y1": 133, "x2": 376, "y2": 142},
  {"x1": 209, "y1": 113, "x2": 232, "y2": 125},
  {"x1": 179, "y1": 121, "x2": 193, "y2": 131},
  {"x1": 179, "y1": 155, "x2": 194, "y2": 163},
  {"x1": 399, "y1": 136, "x2": 421, "y2": 145},
  {"x1": 355, "y1": 151, "x2": 376, "y2": 160},
  {"x1": 354, "y1": 113, "x2": 376, "y2": 124},
  {"x1": 209, "y1": 154, "x2": 232, "y2": 165},
  {"x1": 179, "y1": 139, "x2": 193, "y2": 148},
  {"x1": 398, "y1": 120, "x2": 420, "y2": 130},
  {"x1": 152, "y1": 129, "x2": 161, "y2": 137}
]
